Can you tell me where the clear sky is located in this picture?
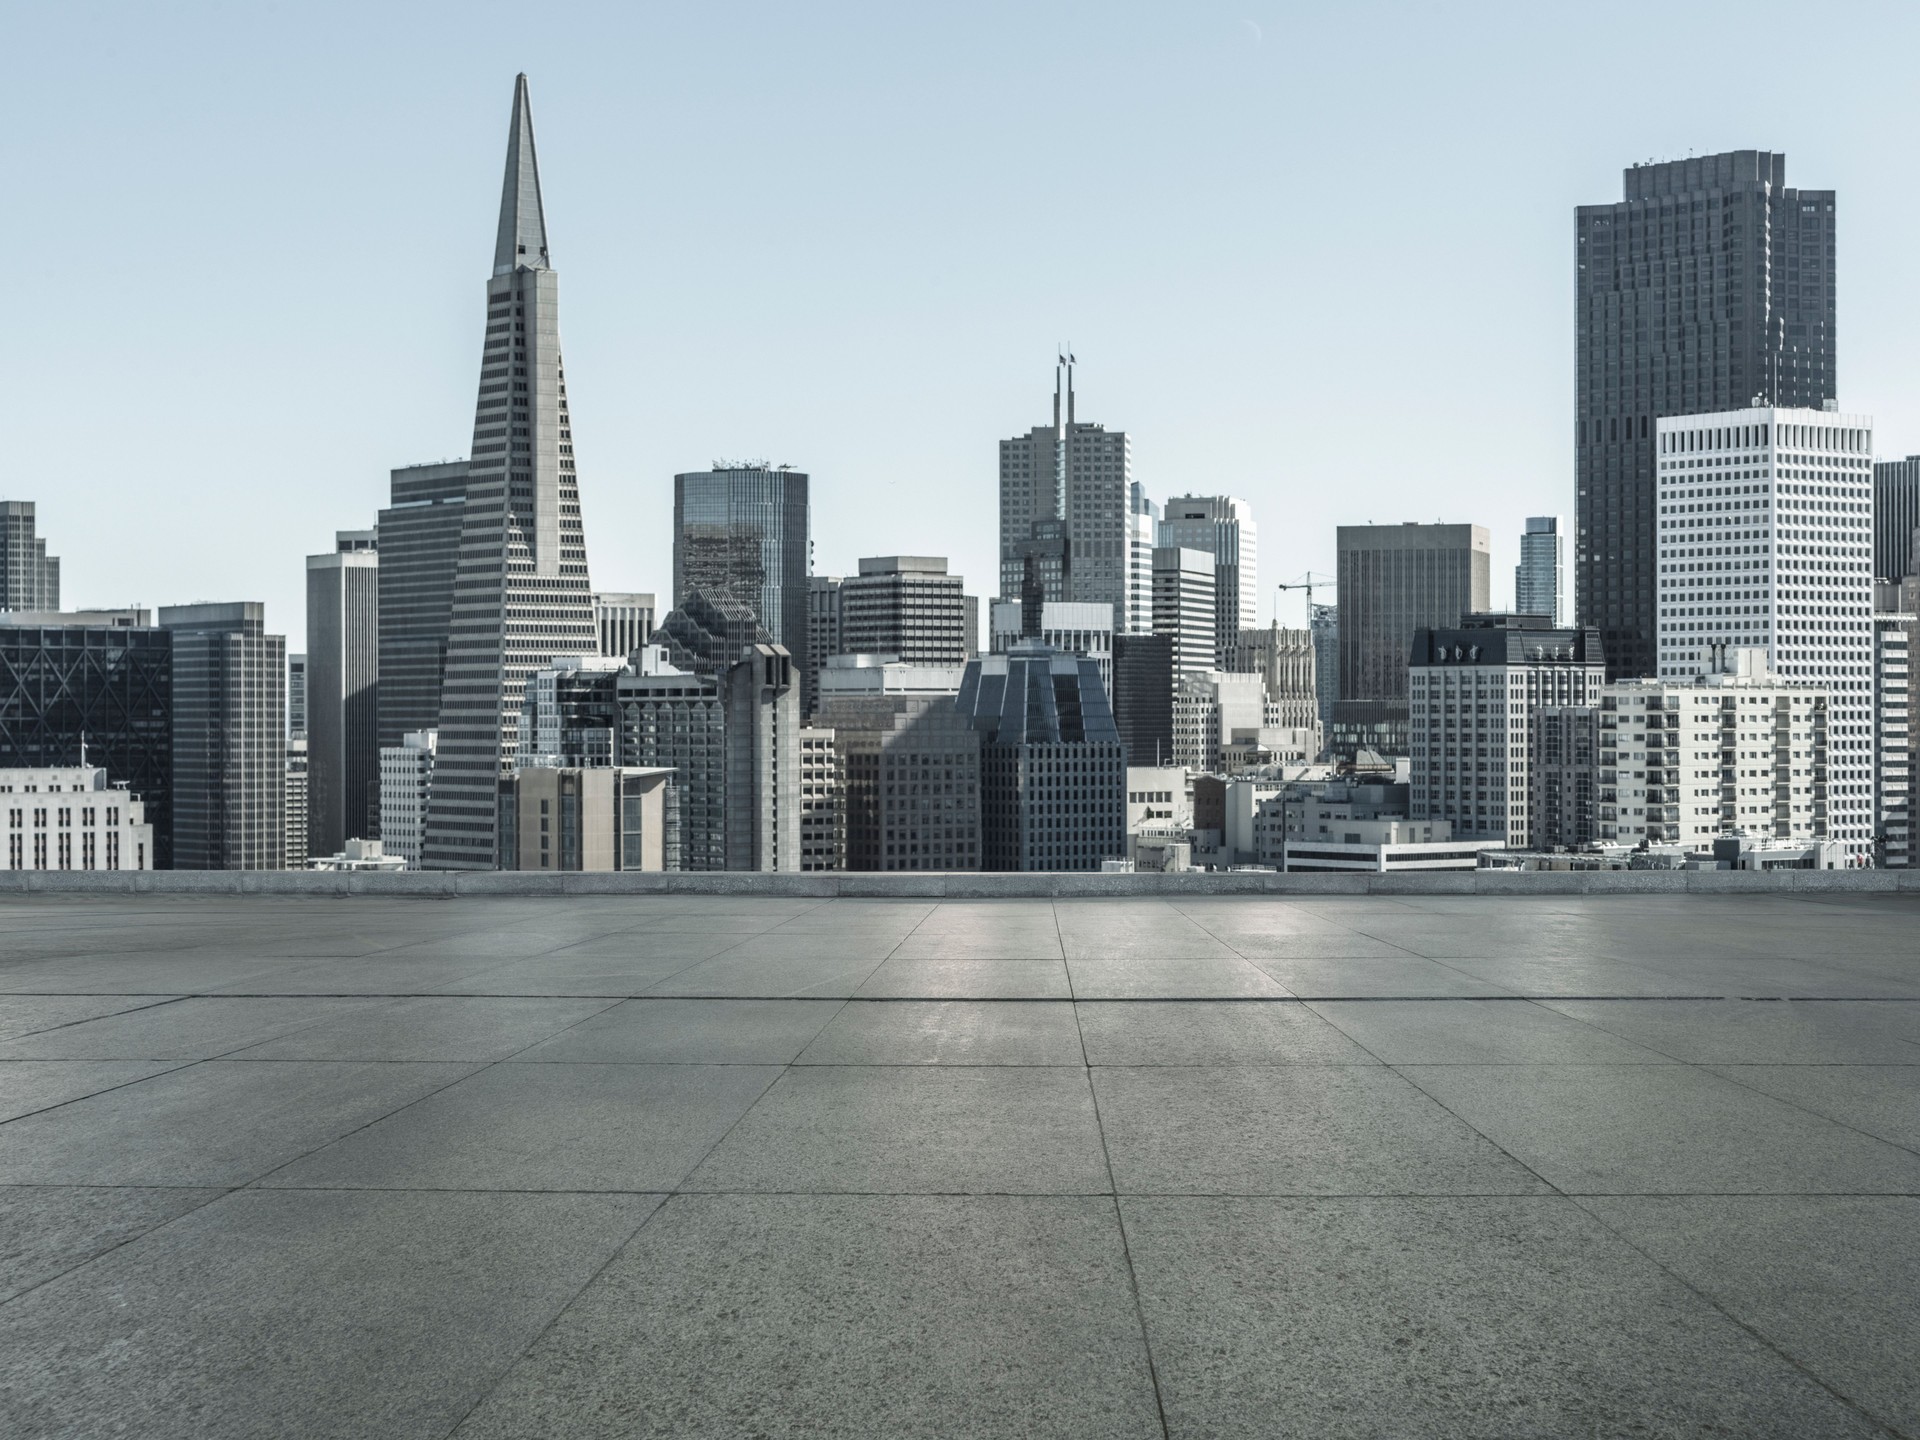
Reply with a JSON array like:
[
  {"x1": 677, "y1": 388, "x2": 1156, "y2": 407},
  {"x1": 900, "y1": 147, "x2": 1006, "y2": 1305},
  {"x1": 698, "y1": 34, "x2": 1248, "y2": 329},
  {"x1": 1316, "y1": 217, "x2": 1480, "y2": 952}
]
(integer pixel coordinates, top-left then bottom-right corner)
[{"x1": 6, "y1": 0, "x2": 1920, "y2": 645}]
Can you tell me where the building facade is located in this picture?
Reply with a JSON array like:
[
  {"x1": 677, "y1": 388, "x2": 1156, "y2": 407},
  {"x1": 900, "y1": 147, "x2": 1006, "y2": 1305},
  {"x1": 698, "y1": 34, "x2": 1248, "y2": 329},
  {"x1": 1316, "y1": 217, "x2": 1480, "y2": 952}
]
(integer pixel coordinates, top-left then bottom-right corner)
[
  {"x1": 1224, "y1": 623, "x2": 1319, "y2": 735},
  {"x1": 424, "y1": 77, "x2": 599, "y2": 870},
  {"x1": 160, "y1": 603, "x2": 286, "y2": 871},
  {"x1": 1112, "y1": 633, "x2": 1174, "y2": 768},
  {"x1": 375, "y1": 459, "x2": 468, "y2": 750},
  {"x1": 306, "y1": 532, "x2": 380, "y2": 854},
  {"x1": 0, "y1": 501, "x2": 59, "y2": 612},
  {"x1": 957, "y1": 644, "x2": 1125, "y2": 871},
  {"x1": 1409, "y1": 613, "x2": 1607, "y2": 847},
  {"x1": 1338, "y1": 524, "x2": 1491, "y2": 706},
  {"x1": 285, "y1": 737, "x2": 308, "y2": 870},
  {"x1": 1873, "y1": 610, "x2": 1913, "y2": 868},
  {"x1": 1, "y1": 765, "x2": 153, "y2": 871},
  {"x1": 1531, "y1": 706, "x2": 1599, "y2": 850},
  {"x1": 988, "y1": 599, "x2": 1114, "y2": 697},
  {"x1": 593, "y1": 592, "x2": 656, "y2": 662},
  {"x1": 497, "y1": 766, "x2": 674, "y2": 871},
  {"x1": 1655, "y1": 407, "x2": 1875, "y2": 859},
  {"x1": 1152, "y1": 546, "x2": 1217, "y2": 675},
  {"x1": 838, "y1": 556, "x2": 968, "y2": 666},
  {"x1": 379, "y1": 729, "x2": 436, "y2": 870},
  {"x1": 1873, "y1": 455, "x2": 1920, "y2": 582},
  {"x1": 1159, "y1": 495, "x2": 1256, "y2": 661},
  {"x1": 1577, "y1": 151, "x2": 1837, "y2": 680},
  {"x1": 1516, "y1": 516, "x2": 1568, "y2": 625},
  {"x1": 673, "y1": 465, "x2": 809, "y2": 676},
  {"x1": 797, "y1": 725, "x2": 841, "y2": 871}
]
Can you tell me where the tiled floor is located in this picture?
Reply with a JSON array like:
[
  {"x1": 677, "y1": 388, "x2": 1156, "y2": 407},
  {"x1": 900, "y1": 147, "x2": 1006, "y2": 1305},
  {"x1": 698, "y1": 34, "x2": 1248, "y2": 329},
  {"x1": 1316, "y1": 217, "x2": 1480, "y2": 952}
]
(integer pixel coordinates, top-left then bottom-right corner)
[{"x1": 1, "y1": 893, "x2": 1916, "y2": 1438}]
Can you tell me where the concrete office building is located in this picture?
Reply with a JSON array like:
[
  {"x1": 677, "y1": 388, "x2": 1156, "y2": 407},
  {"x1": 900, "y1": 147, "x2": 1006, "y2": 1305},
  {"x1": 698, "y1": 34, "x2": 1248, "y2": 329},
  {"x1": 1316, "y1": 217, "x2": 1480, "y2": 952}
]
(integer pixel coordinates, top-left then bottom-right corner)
[
  {"x1": 0, "y1": 501, "x2": 59, "y2": 612},
  {"x1": 839, "y1": 556, "x2": 968, "y2": 667},
  {"x1": 1171, "y1": 670, "x2": 1266, "y2": 774},
  {"x1": 1152, "y1": 546, "x2": 1217, "y2": 675},
  {"x1": 379, "y1": 729, "x2": 436, "y2": 870},
  {"x1": 1655, "y1": 407, "x2": 1875, "y2": 859},
  {"x1": 425, "y1": 77, "x2": 600, "y2": 871},
  {"x1": 806, "y1": 575, "x2": 843, "y2": 712},
  {"x1": 1159, "y1": 495, "x2": 1256, "y2": 660},
  {"x1": 957, "y1": 644, "x2": 1125, "y2": 871},
  {"x1": 375, "y1": 460, "x2": 468, "y2": 750},
  {"x1": 1409, "y1": 613, "x2": 1607, "y2": 847},
  {"x1": 797, "y1": 726, "x2": 841, "y2": 871},
  {"x1": 593, "y1": 592, "x2": 655, "y2": 662},
  {"x1": 160, "y1": 603, "x2": 286, "y2": 871},
  {"x1": 812, "y1": 660, "x2": 977, "y2": 873},
  {"x1": 652, "y1": 589, "x2": 772, "y2": 682},
  {"x1": 1578, "y1": 151, "x2": 1837, "y2": 680},
  {"x1": 497, "y1": 765, "x2": 675, "y2": 871},
  {"x1": 1873, "y1": 456, "x2": 1920, "y2": 582},
  {"x1": 997, "y1": 358, "x2": 1133, "y2": 631},
  {"x1": 0, "y1": 611, "x2": 173, "y2": 867},
  {"x1": 285, "y1": 738, "x2": 308, "y2": 871},
  {"x1": 1224, "y1": 623, "x2": 1320, "y2": 736},
  {"x1": 306, "y1": 531, "x2": 380, "y2": 855},
  {"x1": 517, "y1": 654, "x2": 626, "y2": 768},
  {"x1": 1600, "y1": 650, "x2": 1828, "y2": 850},
  {"x1": 0, "y1": 764, "x2": 153, "y2": 872},
  {"x1": 1532, "y1": 706, "x2": 1600, "y2": 851},
  {"x1": 1873, "y1": 610, "x2": 1913, "y2": 868},
  {"x1": 1112, "y1": 633, "x2": 1174, "y2": 768},
  {"x1": 673, "y1": 464, "x2": 809, "y2": 676},
  {"x1": 989, "y1": 599, "x2": 1114, "y2": 697},
  {"x1": 1517, "y1": 517, "x2": 1568, "y2": 625}
]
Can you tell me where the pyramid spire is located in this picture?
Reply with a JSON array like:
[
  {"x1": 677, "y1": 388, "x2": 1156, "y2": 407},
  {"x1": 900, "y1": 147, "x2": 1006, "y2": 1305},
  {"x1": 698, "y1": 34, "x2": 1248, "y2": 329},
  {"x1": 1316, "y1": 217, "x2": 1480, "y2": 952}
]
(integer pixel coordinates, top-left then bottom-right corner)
[{"x1": 492, "y1": 74, "x2": 549, "y2": 275}]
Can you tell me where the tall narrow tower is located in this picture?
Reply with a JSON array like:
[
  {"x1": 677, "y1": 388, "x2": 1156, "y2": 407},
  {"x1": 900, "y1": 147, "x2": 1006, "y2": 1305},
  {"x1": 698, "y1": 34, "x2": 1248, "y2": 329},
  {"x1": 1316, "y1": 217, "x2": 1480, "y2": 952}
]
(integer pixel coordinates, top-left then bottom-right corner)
[{"x1": 423, "y1": 76, "x2": 597, "y2": 869}]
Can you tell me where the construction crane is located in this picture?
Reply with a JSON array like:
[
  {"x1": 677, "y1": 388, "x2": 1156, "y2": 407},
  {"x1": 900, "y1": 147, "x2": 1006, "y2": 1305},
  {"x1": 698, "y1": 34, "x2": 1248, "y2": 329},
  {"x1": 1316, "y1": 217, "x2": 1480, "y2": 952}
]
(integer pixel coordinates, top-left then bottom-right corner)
[{"x1": 1274, "y1": 572, "x2": 1336, "y2": 624}]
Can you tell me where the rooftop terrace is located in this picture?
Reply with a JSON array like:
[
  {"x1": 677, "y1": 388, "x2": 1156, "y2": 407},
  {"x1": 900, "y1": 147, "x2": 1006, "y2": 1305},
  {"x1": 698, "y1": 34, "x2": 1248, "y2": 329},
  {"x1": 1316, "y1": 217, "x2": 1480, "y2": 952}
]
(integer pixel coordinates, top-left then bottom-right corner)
[{"x1": 2, "y1": 893, "x2": 1917, "y2": 1437}]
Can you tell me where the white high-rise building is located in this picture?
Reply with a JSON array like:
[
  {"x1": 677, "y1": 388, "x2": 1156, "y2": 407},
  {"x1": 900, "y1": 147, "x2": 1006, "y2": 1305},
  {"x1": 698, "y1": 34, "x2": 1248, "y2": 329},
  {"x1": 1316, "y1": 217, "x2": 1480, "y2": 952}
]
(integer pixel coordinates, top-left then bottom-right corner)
[
  {"x1": 379, "y1": 730, "x2": 438, "y2": 870},
  {"x1": 1655, "y1": 406, "x2": 1876, "y2": 860},
  {"x1": 1, "y1": 765, "x2": 153, "y2": 871},
  {"x1": 1516, "y1": 516, "x2": 1567, "y2": 625},
  {"x1": 1152, "y1": 547, "x2": 1217, "y2": 675},
  {"x1": 1159, "y1": 496, "x2": 1257, "y2": 660},
  {"x1": 1125, "y1": 483, "x2": 1159, "y2": 635}
]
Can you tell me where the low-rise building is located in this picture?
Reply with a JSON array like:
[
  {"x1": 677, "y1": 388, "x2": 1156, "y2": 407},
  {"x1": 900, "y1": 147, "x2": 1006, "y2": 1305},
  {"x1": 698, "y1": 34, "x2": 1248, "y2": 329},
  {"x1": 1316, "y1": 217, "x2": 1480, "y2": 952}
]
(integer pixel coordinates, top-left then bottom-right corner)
[
  {"x1": 0, "y1": 764, "x2": 154, "y2": 871},
  {"x1": 497, "y1": 766, "x2": 676, "y2": 872},
  {"x1": 308, "y1": 836, "x2": 406, "y2": 873}
]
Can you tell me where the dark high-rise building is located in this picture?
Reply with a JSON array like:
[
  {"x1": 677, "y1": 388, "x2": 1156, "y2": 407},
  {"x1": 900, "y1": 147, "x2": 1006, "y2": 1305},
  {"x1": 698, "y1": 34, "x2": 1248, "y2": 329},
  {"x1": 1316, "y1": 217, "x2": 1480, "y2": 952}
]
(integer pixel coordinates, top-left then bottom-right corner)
[
  {"x1": 1874, "y1": 456, "x2": 1920, "y2": 581},
  {"x1": 376, "y1": 460, "x2": 467, "y2": 750},
  {"x1": 958, "y1": 643, "x2": 1126, "y2": 871},
  {"x1": 1336, "y1": 524, "x2": 1489, "y2": 706},
  {"x1": 160, "y1": 603, "x2": 286, "y2": 871},
  {"x1": 424, "y1": 76, "x2": 599, "y2": 870},
  {"x1": 306, "y1": 531, "x2": 380, "y2": 853},
  {"x1": 0, "y1": 611, "x2": 172, "y2": 866},
  {"x1": 652, "y1": 589, "x2": 772, "y2": 681},
  {"x1": 0, "y1": 501, "x2": 59, "y2": 611},
  {"x1": 1113, "y1": 632, "x2": 1174, "y2": 767},
  {"x1": 673, "y1": 464, "x2": 809, "y2": 682},
  {"x1": 838, "y1": 556, "x2": 968, "y2": 666},
  {"x1": 1577, "y1": 151, "x2": 1836, "y2": 679},
  {"x1": 287, "y1": 654, "x2": 308, "y2": 739}
]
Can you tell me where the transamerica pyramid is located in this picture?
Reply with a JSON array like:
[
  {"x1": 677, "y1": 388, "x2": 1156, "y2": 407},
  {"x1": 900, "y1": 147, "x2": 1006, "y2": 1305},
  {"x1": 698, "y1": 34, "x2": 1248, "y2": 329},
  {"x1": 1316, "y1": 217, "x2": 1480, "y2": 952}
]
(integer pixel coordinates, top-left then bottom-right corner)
[{"x1": 422, "y1": 75, "x2": 597, "y2": 869}]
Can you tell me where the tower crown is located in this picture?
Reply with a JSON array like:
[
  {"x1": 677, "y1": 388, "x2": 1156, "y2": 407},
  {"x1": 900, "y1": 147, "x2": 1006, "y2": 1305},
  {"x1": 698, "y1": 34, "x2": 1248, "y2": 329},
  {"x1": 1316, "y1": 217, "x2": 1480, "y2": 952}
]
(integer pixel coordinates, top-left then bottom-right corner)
[{"x1": 493, "y1": 74, "x2": 550, "y2": 276}]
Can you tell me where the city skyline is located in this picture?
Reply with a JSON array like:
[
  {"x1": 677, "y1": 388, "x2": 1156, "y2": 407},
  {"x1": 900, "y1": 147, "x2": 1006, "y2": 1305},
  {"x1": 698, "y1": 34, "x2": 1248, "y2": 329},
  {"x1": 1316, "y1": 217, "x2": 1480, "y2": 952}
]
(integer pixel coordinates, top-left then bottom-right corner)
[{"x1": 10, "y1": 3, "x2": 1920, "y2": 644}]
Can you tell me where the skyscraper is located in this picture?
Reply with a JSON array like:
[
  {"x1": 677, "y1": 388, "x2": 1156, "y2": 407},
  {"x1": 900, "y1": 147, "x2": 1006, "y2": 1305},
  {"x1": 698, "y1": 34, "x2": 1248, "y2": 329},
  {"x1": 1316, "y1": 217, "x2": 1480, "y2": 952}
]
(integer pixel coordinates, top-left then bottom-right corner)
[
  {"x1": 1159, "y1": 496, "x2": 1257, "y2": 659},
  {"x1": 1151, "y1": 546, "x2": 1217, "y2": 675},
  {"x1": 1337, "y1": 524, "x2": 1490, "y2": 706},
  {"x1": 672, "y1": 464, "x2": 809, "y2": 676},
  {"x1": 1873, "y1": 456, "x2": 1920, "y2": 581},
  {"x1": 306, "y1": 530, "x2": 380, "y2": 854},
  {"x1": 997, "y1": 359, "x2": 1133, "y2": 631},
  {"x1": 1577, "y1": 151, "x2": 1836, "y2": 679},
  {"x1": 0, "y1": 501, "x2": 59, "y2": 612},
  {"x1": 160, "y1": 603, "x2": 286, "y2": 871},
  {"x1": 376, "y1": 460, "x2": 468, "y2": 750},
  {"x1": 838, "y1": 556, "x2": 968, "y2": 666},
  {"x1": 423, "y1": 76, "x2": 598, "y2": 870},
  {"x1": 1516, "y1": 516, "x2": 1568, "y2": 625}
]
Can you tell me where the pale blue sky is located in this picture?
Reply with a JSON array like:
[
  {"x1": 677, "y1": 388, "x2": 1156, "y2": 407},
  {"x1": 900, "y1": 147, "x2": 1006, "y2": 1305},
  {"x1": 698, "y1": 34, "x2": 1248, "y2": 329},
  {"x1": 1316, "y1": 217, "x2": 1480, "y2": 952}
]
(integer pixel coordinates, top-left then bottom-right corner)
[{"x1": 6, "y1": 0, "x2": 1919, "y2": 642}]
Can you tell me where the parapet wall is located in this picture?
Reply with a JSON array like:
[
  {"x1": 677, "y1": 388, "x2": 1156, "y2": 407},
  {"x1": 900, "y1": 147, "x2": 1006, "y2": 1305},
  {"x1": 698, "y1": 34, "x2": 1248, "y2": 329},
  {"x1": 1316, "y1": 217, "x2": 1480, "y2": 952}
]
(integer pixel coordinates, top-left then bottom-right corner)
[{"x1": 1, "y1": 868, "x2": 1916, "y2": 898}]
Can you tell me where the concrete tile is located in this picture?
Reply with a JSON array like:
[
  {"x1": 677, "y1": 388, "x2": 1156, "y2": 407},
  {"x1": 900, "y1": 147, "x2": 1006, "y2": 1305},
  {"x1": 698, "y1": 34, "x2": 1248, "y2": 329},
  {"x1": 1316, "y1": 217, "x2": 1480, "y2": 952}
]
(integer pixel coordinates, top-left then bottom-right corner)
[
  {"x1": 0, "y1": 996, "x2": 389, "y2": 1060},
  {"x1": 225, "y1": 996, "x2": 618, "y2": 1061},
  {"x1": 445, "y1": 946, "x2": 729, "y2": 995},
  {"x1": 1066, "y1": 954, "x2": 1293, "y2": 999},
  {"x1": 1580, "y1": 1196, "x2": 1920, "y2": 1437},
  {"x1": 267, "y1": 1062, "x2": 780, "y2": 1192},
  {"x1": 0, "y1": 1184, "x2": 224, "y2": 1303},
  {"x1": 1247, "y1": 956, "x2": 1515, "y2": 998},
  {"x1": 1075, "y1": 1001, "x2": 1376, "y2": 1066},
  {"x1": 1054, "y1": 912, "x2": 1243, "y2": 962},
  {"x1": 0, "y1": 1188, "x2": 661, "y2": 1440},
  {"x1": 1439, "y1": 955, "x2": 1709, "y2": 997},
  {"x1": 1124, "y1": 1196, "x2": 1886, "y2": 1439},
  {"x1": 796, "y1": 1001, "x2": 1085, "y2": 1066},
  {"x1": 1539, "y1": 999, "x2": 1920, "y2": 1063},
  {"x1": 0, "y1": 955, "x2": 292, "y2": 995},
  {"x1": 451, "y1": 1195, "x2": 1162, "y2": 1440},
  {"x1": 1402, "y1": 1064, "x2": 1920, "y2": 1194},
  {"x1": 1091, "y1": 1065, "x2": 1547, "y2": 1196},
  {"x1": 207, "y1": 955, "x2": 519, "y2": 995},
  {"x1": 0, "y1": 994, "x2": 178, "y2": 1040},
  {"x1": 508, "y1": 998, "x2": 841, "y2": 1064},
  {"x1": 0, "y1": 1060, "x2": 475, "y2": 1186},
  {"x1": 647, "y1": 946, "x2": 889, "y2": 998},
  {"x1": 854, "y1": 956, "x2": 1073, "y2": 999},
  {"x1": 1706, "y1": 1065, "x2": 1920, "y2": 1151},
  {"x1": 691, "y1": 930, "x2": 908, "y2": 963},
  {"x1": 687, "y1": 1066, "x2": 1110, "y2": 1194},
  {"x1": 1208, "y1": 932, "x2": 1427, "y2": 959},
  {"x1": 0, "y1": 1059, "x2": 189, "y2": 1122},
  {"x1": 1308, "y1": 1000, "x2": 1674, "y2": 1064}
]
